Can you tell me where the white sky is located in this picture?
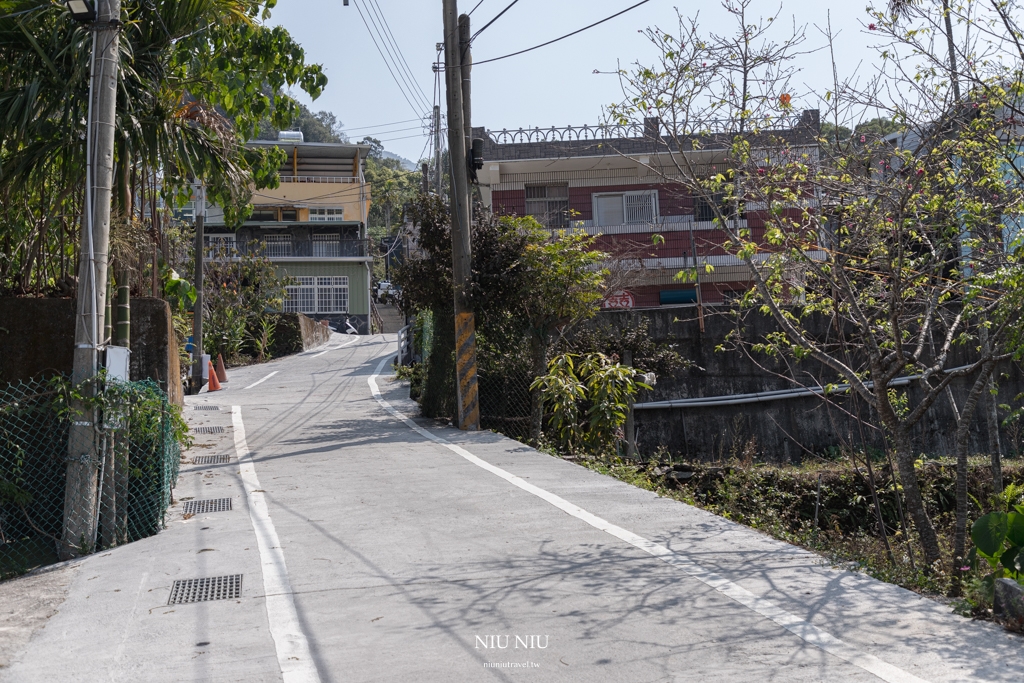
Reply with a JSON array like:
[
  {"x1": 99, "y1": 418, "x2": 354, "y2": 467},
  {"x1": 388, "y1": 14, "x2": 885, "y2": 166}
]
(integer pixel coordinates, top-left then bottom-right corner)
[{"x1": 269, "y1": 0, "x2": 887, "y2": 162}]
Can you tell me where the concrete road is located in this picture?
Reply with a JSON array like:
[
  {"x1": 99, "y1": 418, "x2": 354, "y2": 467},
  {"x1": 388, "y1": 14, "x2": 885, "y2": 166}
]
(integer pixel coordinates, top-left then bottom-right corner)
[{"x1": 3, "y1": 333, "x2": 1023, "y2": 683}]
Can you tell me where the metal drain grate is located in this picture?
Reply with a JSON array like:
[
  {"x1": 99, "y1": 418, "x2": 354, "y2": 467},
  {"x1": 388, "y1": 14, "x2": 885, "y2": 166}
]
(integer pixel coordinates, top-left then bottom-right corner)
[
  {"x1": 192, "y1": 455, "x2": 231, "y2": 465},
  {"x1": 192, "y1": 426, "x2": 225, "y2": 435},
  {"x1": 168, "y1": 575, "x2": 242, "y2": 605},
  {"x1": 192, "y1": 405, "x2": 221, "y2": 411},
  {"x1": 182, "y1": 498, "x2": 233, "y2": 515}
]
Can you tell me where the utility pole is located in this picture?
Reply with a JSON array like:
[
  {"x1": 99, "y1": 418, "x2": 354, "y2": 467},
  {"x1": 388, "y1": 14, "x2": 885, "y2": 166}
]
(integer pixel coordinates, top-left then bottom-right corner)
[
  {"x1": 433, "y1": 104, "x2": 442, "y2": 195},
  {"x1": 443, "y1": 0, "x2": 480, "y2": 431},
  {"x1": 63, "y1": 0, "x2": 122, "y2": 560},
  {"x1": 191, "y1": 186, "x2": 205, "y2": 394}
]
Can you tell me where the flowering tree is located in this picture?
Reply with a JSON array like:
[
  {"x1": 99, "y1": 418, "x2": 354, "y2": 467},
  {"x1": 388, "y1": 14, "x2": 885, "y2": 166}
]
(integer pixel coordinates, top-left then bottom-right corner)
[{"x1": 607, "y1": 0, "x2": 1024, "y2": 568}]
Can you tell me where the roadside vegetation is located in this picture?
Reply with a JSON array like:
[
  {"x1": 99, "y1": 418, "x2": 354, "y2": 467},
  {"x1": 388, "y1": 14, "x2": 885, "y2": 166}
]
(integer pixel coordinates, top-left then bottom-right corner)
[{"x1": 580, "y1": 453, "x2": 1024, "y2": 619}]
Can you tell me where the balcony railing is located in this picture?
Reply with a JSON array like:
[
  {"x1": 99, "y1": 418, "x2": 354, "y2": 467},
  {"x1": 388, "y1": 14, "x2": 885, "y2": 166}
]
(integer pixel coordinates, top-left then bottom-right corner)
[
  {"x1": 485, "y1": 112, "x2": 817, "y2": 145},
  {"x1": 206, "y1": 238, "x2": 369, "y2": 259},
  {"x1": 278, "y1": 175, "x2": 361, "y2": 184}
]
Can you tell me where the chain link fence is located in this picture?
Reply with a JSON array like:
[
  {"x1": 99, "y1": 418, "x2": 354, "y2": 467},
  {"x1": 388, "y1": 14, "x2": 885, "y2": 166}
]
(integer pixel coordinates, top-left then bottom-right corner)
[
  {"x1": 1, "y1": 376, "x2": 181, "y2": 579},
  {"x1": 409, "y1": 310, "x2": 535, "y2": 443},
  {"x1": 477, "y1": 331, "x2": 534, "y2": 444}
]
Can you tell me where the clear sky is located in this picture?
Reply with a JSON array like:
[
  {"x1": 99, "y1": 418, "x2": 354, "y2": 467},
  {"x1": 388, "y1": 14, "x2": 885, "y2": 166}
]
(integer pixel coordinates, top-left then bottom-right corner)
[{"x1": 269, "y1": 0, "x2": 886, "y2": 162}]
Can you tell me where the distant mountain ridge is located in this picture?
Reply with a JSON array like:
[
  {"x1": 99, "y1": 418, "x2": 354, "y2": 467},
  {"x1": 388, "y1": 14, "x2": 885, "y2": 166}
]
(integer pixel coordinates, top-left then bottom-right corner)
[{"x1": 380, "y1": 150, "x2": 416, "y2": 171}]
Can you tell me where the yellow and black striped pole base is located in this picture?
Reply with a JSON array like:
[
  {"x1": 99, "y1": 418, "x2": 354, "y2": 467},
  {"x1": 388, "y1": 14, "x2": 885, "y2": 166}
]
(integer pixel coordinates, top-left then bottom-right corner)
[{"x1": 455, "y1": 311, "x2": 481, "y2": 431}]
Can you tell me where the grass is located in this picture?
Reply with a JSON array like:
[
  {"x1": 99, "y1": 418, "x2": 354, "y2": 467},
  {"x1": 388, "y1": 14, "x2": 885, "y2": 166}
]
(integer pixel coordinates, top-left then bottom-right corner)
[{"x1": 576, "y1": 452, "x2": 1024, "y2": 608}]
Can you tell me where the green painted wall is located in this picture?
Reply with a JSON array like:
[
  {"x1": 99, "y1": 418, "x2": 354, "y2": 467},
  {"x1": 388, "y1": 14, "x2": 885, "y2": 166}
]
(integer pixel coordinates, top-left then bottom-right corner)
[{"x1": 274, "y1": 261, "x2": 370, "y2": 315}]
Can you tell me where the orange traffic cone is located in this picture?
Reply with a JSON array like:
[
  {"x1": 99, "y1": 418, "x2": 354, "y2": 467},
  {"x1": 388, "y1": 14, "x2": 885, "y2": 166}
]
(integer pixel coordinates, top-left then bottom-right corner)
[
  {"x1": 216, "y1": 354, "x2": 228, "y2": 383},
  {"x1": 207, "y1": 360, "x2": 221, "y2": 391}
]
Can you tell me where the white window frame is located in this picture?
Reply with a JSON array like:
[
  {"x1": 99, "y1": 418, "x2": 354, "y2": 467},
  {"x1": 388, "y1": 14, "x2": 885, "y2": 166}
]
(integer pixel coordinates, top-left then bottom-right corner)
[
  {"x1": 592, "y1": 190, "x2": 659, "y2": 227},
  {"x1": 284, "y1": 276, "x2": 316, "y2": 313},
  {"x1": 312, "y1": 233, "x2": 341, "y2": 258},
  {"x1": 204, "y1": 233, "x2": 237, "y2": 258},
  {"x1": 283, "y1": 275, "x2": 349, "y2": 314},
  {"x1": 315, "y1": 276, "x2": 349, "y2": 313},
  {"x1": 309, "y1": 207, "x2": 345, "y2": 222},
  {"x1": 525, "y1": 184, "x2": 569, "y2": 230},
  {"x1": 263, "y1": 234, "x2": 292, "y2": 257}
]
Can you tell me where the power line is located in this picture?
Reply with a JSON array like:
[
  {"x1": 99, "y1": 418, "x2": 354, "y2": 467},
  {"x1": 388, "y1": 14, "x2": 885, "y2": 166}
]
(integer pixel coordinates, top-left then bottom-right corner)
[
  {"x1": 357, "y1": 0, "x2": 431, "y2": 113},
  {"x1": 363, "y1": 0, "x2": 433, "y2": 111},
  {"x1": 349, "y1": 125, "x2": 426, "y2": 138},
  {"x1": 471, "y1": 0, "x2": 520, "y2": 43},
  {"x1": 375, "y1": 131, "x2": 444, "y2": 143},
  {"x1": 467, "y1": 0, "x2": 486, "y2": 16},
  {"x1": 342, "y1": 118, "x2": 424, "y2": 133},
  {"x1": 350, "y1": 0, "x2": 426, "y2": 117},
  {"x1": 475, "y1": 0, "x2": 653, "y2": 65}
]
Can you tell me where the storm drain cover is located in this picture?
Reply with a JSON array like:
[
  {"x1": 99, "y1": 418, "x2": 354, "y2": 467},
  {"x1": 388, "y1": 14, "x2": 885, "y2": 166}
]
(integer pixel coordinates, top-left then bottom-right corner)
[
  {"x1": 192, "y1": 426, "x2": 225, "y2": 434},
  {"x1": 168, "y1": 575, "x2": 242, "y2": 605},
  {"x1": 192, "y1": 405, "x2": 221, "y2": 411},
  {"x1": 182, "y1": 498, "x2": 233, "y2": 515},
  {"x1": 192, "y1": 455, "x2": 231, "y2": 465}
]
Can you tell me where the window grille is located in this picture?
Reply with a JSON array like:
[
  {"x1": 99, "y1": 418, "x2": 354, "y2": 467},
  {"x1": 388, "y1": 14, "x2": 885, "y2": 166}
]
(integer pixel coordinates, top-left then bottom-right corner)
[
  {"x1": 312, "y1": 234, "x2": 341, "y2": 257},
  {"x1": 593, "y1": 191, "x2": 658, "y2": 226},
  {"x1": 263, "y1": 234, "x2": 292, "y2": 257},
  {"x1": 309, "y1": 208, "x2": 344, "y2": 222},
  {"x1": 284, "y1": 276, "x2": 316, "y2": 313},
  {"x1": 204, "y1": 234, "x2": 236, "y2": 258},
  {"x1": 316, "y1": 276, "x2": 349, "y2": 313},
  {"x1": 525, "y1": 185, "x2": 569, "y2": 230},
  {"x1": 694, "y1": 192, "x2": 744, "y2": 222},
  {"x1": 283, "y1": 275, "x2": 348, "y2": 314}
]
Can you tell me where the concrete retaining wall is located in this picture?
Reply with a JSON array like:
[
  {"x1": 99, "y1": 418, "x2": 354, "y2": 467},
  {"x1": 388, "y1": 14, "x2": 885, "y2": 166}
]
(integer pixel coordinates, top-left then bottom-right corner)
[
  {"x1": 0, "y1": 297, "x2": 182, "y2": 406},
  {"x1": 267, "y1": 312, "x2": 330, "y2": 357},
  {"x1": 593, "y1": 307, "x2": 1024, "y2": 463}
]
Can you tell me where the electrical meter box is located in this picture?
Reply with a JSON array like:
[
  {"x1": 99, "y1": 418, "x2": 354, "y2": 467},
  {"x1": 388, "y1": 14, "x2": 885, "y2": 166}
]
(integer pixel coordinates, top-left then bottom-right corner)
[{"x1": 105, "y1": 346, "x2": 131, "y2": 382}]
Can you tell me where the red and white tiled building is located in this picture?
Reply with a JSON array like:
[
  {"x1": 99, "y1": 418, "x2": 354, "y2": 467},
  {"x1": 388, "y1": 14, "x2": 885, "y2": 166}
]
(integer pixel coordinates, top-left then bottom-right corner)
[{"x1": 475, "y1": 112, "x2": 822, "y2": 309}]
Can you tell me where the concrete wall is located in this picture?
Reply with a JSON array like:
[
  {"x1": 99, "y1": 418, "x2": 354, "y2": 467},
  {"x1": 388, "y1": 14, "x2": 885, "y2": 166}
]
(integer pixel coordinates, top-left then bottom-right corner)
[
  {"x1": 0, "y1": 297, "x2": 182, "y2": 406},
  {"x1": 129, "y1": 298, "x2": 183, "y2": 406},
  {"x1": 267, "y1": 312, "x2": 331, "y2": 357},
  {"x1": 0, "y1": 299, "x2": 75, "y2": 383},
  {"x1": 592, "y1": 307, "x2": 1023, "y2": 463}
]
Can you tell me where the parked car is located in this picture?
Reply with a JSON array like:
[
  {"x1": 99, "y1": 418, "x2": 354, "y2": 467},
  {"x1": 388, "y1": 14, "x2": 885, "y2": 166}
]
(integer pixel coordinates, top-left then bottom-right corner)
[{"x1": 375, "y1": 280, "x2": 398, "y2": 303}]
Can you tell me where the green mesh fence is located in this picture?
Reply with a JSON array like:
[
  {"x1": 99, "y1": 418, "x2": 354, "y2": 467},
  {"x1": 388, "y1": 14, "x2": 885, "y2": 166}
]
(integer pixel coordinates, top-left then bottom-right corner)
[{"x1": 0, "y1": 376, "x2": 181, "y2": 579}]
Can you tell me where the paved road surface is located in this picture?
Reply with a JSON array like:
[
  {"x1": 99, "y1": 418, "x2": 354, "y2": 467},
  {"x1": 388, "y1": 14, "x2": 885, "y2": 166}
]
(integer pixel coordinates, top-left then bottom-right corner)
[{"x1": 3, "y1": 333, "x2": 1022, "y2": 682}]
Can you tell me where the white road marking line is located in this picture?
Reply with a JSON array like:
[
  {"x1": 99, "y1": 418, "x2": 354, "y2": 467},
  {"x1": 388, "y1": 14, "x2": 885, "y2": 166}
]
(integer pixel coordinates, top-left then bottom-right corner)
[
  {"x1": 243, "y1": 371, "x2": 278, "y2": 390},
  {"x1": 232, "y1": 406, "x2": 321, "y2": 683},
  {"x1": 368, "y1": 357, "x2": 928, "y2": 683},
  {"x1": 309, "y1": 335, "x2": 361, "y2": 358}
]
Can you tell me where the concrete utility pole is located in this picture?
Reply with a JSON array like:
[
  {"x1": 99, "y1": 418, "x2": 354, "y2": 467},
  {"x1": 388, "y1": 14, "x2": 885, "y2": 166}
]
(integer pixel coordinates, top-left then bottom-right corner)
[
  {"x1": 191, "y1": 186, "x2": 205, "y2": 393},
  {"x1": 443, "y1": 0, "x2": 480, "y2": 431},
  {"x1": 433, "y1": 104, "x2": 442, "y2": 195},
  {"x1": 63, "y1": 0, "x2": 122, "y2": 560}
]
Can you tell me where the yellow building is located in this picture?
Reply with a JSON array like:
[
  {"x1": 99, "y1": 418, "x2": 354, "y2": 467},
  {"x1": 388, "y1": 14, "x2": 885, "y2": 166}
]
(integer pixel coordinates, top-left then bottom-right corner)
[{"x1": 206, "y1": 133, "x2": 375, "y2": 333}]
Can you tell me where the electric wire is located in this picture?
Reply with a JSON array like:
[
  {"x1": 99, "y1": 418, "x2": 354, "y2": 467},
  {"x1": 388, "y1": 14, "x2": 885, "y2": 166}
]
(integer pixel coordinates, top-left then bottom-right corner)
[
  {"x1": 355, "y1": 0, "x2": 431, "y2": 114},
  {"x1": 358, "y1": 0, "x2": 430, "y2": 113},
  {"x1": 474, "y1": 0, "x2": 653, "y2": 65},
  {"x1": 467, "y1": 0, "x2": 486, "y2": 16},
  {"x1": 342, "y1": 117, "x2": 423, "y2": 133},
  {"x1": 363, "y1": 0, "x2": 432, "y2": 111},
  {"x1": 350, "y1": 125, "x2": 427, "y2": 139},
  {"x1": 350, "y1": 0, "x2": 425, "y2": 117},
  {"x1": 470, "y1": 0, "x2": 520, "y2": 43}
]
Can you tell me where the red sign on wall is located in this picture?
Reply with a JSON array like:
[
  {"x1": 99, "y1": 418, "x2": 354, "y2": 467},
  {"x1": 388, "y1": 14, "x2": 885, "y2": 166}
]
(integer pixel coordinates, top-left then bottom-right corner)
[{"x1": 602, "y1": 290, "x2": 635, "y2": 309}]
